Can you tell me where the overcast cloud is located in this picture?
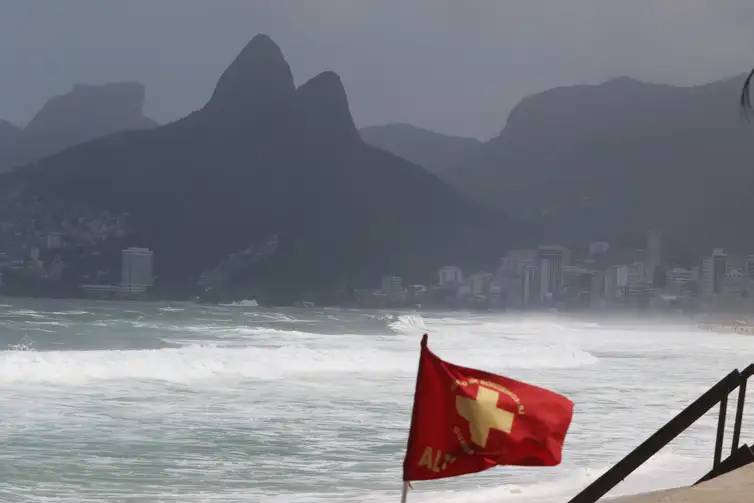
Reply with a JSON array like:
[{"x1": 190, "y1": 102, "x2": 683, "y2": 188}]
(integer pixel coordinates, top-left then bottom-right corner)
[{"x1": 1, "y1": 1, "x2": 753, "y2": 139}]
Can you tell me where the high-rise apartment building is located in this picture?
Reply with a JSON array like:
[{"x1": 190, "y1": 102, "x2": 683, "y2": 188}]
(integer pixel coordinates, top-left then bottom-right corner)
[
  {"x1": 121, "y1": 247, "x2": 154, "y2": 294},
  {"x1": 538, "y1": 245, "x2": 568, "y2": 299},
  {"x1": 700, "y1": 249, "x2": 727, "y2": 297},
  {"x1": 645, "y1": 230, "x2": 663, "y2": 284},
  {"x1": 746, "y1": 255, "x2": 754, "y2": 278}
]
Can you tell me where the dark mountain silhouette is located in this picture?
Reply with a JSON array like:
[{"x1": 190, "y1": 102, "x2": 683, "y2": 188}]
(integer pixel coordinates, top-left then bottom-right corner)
[
  {"x1": 0, "y1": 120, "x2": 21, "y2": 152},
  {"x1": 0, "y1": 82, "x2": 157, "y2": 172},
  {"x1": 3, "y1": 34, "x2": 517, "y2": 302},
  {"x1": 359, "y1": 123, "x2": 482, "y2": 174},
  {"x1": 442, "y1": 74, "x2": 754, "y2": 253}
]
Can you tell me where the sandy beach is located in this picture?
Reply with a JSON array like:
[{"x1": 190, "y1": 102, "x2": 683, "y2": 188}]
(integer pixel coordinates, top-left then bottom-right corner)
[{"x1": 611, "y1": 463, "x2": 754, "y2": 502}]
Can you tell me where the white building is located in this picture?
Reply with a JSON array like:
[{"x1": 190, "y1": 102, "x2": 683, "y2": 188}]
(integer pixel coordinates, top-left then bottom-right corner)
[
  {"x1": 666, "y1": 267, "x2": 695, "y2": 295},
  {"x1": 381, "y1": 275, "x2": 405, "y2": 302},
  {"x1": 745, "y1": 255, "x2": 754, "y2": 278},
  {"x1": 522, "y1": 264, "x2": 538, "y2": 307},
  {"x1": 538, "y1": 245, "x2": 569, "y2": 299},
  {"x1": 539, "y1": 258, "x2": 551, "y2": 301},
  {"x1": 722, "y1": 269, "x2": 745, "y2": 298},
  {"x1": 588, "y1": 241, "x2": 609, "y2": 257},
  {"x1": 627, "y1": 261, "x2": 647, "y2": 287},
  {"x1": 121, "y1": 247, "x2": 154, "y2": 294},
  {"x1": 604, "y1": 265, "x2": 630, "y2": 301},
  {"x1": 438, "y1": 266, "x2": 463, "y2": 287},
  {"x1": 700, "y1": 249, "x2": 727, "y2": 298},
  {"x1": 496, "y1": 250, "x2": 538, "y2": 307},
  {"x1": 499, "y1": 250, "x2": 538, "y2": 275},
  {"x1": 469, "y1": 272, "x2": 494, "y2": 296}
]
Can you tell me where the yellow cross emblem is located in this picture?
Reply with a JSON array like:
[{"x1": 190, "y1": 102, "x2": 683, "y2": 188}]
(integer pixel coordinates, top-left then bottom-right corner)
[{"x1": 456, "y1": 386, "x2": 515, "y2": 448}]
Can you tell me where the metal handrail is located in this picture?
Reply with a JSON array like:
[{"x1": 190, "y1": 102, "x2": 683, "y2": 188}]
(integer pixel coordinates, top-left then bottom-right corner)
[
  {"x1": 730, "y1": 363, "x2": 753, "y2": 453},
  {"x1": 567, "y1": 367, "x2": 751, "y2": 503}
]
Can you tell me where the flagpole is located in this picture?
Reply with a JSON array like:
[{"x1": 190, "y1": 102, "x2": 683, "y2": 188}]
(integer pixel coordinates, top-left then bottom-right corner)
[{"x1": 401, "y1": 335, "x2": 427, "y2": 502}]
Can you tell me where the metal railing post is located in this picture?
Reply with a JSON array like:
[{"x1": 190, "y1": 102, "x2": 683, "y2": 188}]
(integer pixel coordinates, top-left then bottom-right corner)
[
  {"x1": 714, "y1": 395, "x2": 728, "y2": 468},
  {"x1": 731, "y1": 378, "x2": 747, "y2": 453}
]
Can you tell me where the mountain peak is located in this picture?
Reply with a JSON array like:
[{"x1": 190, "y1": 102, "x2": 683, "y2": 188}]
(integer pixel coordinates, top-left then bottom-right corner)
[
  {"x1": 208, "y1": 34, "x2": 295, "y2": 114},
  {"x1": 0, "y1": 82, "x2": 156, "y2": 173},
  {"x1": 294, "y1": 71, "x2": 359, "y2": 144},
  {"x1": 25, "y1": 82, "x2": 153, "y2": 135}
]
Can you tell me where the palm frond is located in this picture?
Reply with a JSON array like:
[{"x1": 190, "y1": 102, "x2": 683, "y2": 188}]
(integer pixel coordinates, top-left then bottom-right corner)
[{"x1": 740, "y1": 67, "x2": 754, "y2": 120}]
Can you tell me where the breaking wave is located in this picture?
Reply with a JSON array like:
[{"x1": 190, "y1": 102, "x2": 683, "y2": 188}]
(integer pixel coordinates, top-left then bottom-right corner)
[
  {"x1": 388, "y1": 314, "x2": 428, "y2": 334},
  {"x1": 0, "y1": 342, "x2": 596, "y2": 388}
]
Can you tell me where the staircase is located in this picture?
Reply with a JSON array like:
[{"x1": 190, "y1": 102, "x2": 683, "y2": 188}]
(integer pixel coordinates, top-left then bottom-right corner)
[{"x1": 567, "y1": 363, "x2": 754, "y2": 503}]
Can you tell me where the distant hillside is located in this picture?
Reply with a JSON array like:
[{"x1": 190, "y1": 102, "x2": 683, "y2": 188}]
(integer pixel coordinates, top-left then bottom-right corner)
[
  {"x1": 1, "y1": 35, "x2": 518, "y2": 303},
  {"x1": 0, "y1": 82, "x2": 157, "y2": 172},
  {"x1": 0, "y1": 120, "x2": 21, "y2": 152},
  {"x1": 442, "y1": 75, "x2": 754, "y2": 252},
  {"x1": 360, "y1": 123, "x2": 481, "y2": 174}
]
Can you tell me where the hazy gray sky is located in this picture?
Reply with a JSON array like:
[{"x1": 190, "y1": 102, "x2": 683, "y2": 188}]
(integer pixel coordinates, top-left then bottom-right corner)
[{"x1": 1, "y1": 1, "x2": 753, "y2": 139}]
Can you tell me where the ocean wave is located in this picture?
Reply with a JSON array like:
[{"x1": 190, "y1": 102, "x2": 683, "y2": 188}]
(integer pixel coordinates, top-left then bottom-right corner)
[
  {"x1": 168, "y1": 326, "x2": 336, "y2": 339},
  {"x1": 388, "y1": 314, "x2": 597, "y2": 338},
  {"x1": 389, "y1": 314, "x2": 428, "y2": 335},
  {"x1": 4, "y1": 309, "x2": 46, "y2": 318},
  {"x1": 130, "y1": 322, "x2": 347, "y2": 342},
  {"x1": 386, "y1": 314, "x2": 598, "y2": 370},
  {"x1": 0, "y1": 336, "x2": 597, "y2": 386},
  {"x1": 24, "y1": 320, "x2": 69, "y2": 327},
  {"x1": 21, "y1": 327, "x2": 57, "y2": 333},
  {"x1": 241, "y1": 312, "x2": 315, "y2": 324},
  {"x1": 0, "y1": 345, "x2": 394, "y2": 384}
]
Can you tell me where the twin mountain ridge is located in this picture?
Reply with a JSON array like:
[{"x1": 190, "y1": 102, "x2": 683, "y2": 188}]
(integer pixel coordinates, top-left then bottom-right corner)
[{"x1": 0, "y1": 34, "x2": 512, "y2": 301}]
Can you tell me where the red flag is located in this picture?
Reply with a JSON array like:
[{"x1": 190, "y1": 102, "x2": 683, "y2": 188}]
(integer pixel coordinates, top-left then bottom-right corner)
[{"x1": 402, "y1": 334, "x2": 574, "y2": 482}]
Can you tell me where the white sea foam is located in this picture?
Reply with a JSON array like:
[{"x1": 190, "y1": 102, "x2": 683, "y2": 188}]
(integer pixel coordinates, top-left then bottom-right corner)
[
  {"x1": 242, "y1": 312, "x2": 315, "y2": 323},
  {"x1": 21, "y1": 327, "x2": 56, "y2": 333},
  {"x1": 388, "y1": 314, "x2": 428, "y2": 335},
  {"x1": 6, "y1": 309, "x2": 45, "y2": 318},
  {"x1": 24, "y1": 320, "x2": 69, "y2": 326},
  {"x1": 219, "y1": 299, "x2": 259, "y2": 308},
  {"x1": 0, "y1": 333, "x2": 597, "y2": 385}
]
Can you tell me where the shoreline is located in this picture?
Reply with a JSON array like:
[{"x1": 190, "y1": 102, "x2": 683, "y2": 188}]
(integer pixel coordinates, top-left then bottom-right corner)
[{"x1": 6, "y1": 292, "x2": 754, "y2": 322}]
